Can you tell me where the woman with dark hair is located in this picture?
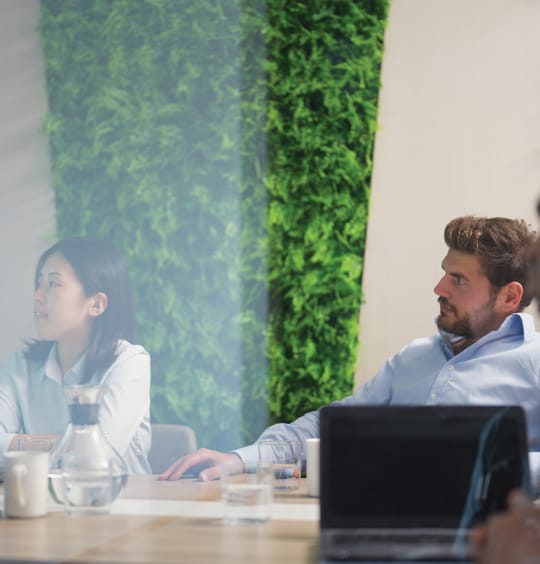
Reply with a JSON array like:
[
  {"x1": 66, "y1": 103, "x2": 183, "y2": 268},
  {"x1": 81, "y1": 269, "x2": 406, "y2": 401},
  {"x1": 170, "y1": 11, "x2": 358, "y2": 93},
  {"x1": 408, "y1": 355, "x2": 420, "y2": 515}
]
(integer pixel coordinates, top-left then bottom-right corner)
[{"x1": 0, "y1": 237, "x2": 151, "y2": 474}]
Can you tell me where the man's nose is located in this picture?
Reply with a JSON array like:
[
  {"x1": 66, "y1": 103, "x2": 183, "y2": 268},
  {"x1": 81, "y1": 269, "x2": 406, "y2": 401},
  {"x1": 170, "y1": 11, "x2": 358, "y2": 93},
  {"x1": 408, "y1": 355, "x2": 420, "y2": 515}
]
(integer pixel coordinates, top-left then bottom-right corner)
[{"x1": 434, "y1": 276, "x2": 449, "y2": 298}]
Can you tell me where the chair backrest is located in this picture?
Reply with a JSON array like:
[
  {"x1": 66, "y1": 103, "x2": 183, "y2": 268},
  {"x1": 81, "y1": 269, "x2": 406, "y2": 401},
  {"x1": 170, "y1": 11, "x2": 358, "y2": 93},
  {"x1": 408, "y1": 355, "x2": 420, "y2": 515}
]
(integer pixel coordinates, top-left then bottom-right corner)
[{"x1": 148, "y1": 423, "x2": 197, "y2": 474}]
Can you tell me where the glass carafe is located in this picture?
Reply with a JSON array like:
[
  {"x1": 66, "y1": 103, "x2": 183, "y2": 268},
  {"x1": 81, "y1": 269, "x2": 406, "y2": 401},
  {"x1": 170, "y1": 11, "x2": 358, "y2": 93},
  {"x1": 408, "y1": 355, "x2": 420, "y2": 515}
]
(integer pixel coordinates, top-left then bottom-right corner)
[{"x1": 48, "y1": 385, "x2": 129, "y2": 516}]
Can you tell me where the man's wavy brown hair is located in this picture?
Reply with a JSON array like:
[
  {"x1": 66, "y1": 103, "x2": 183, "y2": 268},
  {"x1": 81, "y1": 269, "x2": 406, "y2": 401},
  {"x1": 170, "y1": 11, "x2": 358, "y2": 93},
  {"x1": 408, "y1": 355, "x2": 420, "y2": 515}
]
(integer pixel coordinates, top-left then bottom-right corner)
[{"x1": 444, "y1": 216, "x2": 536, "y2": 310}]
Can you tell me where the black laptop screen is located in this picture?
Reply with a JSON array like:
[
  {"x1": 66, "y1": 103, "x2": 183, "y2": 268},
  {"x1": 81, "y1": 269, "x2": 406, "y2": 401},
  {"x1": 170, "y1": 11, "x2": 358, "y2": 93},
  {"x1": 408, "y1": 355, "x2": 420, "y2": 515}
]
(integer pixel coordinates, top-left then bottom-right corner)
[{"x1": 319, "y1": 406, "x2": 530, "y2": 529}]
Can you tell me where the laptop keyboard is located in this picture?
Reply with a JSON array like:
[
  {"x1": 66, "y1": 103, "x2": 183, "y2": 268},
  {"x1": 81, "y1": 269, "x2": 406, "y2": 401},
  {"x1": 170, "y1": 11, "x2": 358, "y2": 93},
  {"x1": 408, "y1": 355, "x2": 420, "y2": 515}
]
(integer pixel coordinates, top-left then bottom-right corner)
[
  {"x1": 322, "y1": 529, "x2": 472, "y2": 561},
  {"x1": 331, "y1": 529, "x2": 461, "y2": 544}
]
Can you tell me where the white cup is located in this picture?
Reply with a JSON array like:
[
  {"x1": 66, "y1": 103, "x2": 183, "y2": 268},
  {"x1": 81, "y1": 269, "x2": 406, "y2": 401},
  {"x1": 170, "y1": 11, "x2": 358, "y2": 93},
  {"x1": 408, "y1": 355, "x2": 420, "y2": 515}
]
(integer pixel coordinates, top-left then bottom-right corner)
[
  {"x1": 3, "y1": 451, "x2": 49, "y2": 518},
  {"x1": 306, "y1": 438, "x2": 320, "y2": 497}
]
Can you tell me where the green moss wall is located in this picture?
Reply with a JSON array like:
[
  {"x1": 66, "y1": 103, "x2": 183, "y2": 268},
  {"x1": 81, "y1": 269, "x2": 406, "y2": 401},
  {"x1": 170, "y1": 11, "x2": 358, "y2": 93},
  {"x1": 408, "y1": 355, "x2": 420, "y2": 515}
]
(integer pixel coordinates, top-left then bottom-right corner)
[{"x1": 265, "y1": 1, "x2": 388, "y2": 422}]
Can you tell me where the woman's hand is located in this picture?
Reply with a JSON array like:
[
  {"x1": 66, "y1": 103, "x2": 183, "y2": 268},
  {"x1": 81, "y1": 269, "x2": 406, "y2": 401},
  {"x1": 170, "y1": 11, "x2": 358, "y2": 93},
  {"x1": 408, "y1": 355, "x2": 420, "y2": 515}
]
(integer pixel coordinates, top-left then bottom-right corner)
[{"x1": 8, "y1": 434, "x2": 61, "y2": 451}]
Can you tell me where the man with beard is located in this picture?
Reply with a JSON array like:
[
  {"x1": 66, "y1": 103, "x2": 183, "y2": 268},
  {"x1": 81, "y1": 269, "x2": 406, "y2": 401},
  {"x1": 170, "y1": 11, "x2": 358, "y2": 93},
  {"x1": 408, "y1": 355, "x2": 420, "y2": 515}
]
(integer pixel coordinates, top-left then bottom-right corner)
[
  {"x1": 161, "y1": 215, "x2": 540, "y2": 481},
  {"x1": 471, "y1": 213, "x2": 540, "y2": 564}
]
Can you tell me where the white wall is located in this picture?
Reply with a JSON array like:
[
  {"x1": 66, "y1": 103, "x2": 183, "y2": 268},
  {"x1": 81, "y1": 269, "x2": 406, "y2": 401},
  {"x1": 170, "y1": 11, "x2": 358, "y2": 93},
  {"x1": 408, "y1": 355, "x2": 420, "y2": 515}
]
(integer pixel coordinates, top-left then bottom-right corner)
[
  {"x1": 0, "y1": 0, "x2": 55, "y2": 360},
  {"x1": 356, "y1": 0, "x2": 540, "y2": 385}
]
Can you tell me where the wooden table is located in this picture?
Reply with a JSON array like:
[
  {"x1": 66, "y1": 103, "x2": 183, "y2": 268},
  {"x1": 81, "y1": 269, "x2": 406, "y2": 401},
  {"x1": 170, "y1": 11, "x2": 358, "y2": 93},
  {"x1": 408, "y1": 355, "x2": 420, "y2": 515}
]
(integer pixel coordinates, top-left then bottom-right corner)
[{"x1": 0, "y1": 475, "x2": 320, "y2": 563}]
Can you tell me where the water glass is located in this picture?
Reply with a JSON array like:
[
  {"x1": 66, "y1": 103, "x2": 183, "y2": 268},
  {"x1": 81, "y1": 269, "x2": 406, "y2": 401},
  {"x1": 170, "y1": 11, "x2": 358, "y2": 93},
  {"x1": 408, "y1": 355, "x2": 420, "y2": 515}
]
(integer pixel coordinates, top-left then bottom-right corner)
[
  {"x1": 220, "y1": 460, "x2": 272, "y2": 525},
  {"x1": 258, "y1": 439, "x2": 302, "y2": 491}
]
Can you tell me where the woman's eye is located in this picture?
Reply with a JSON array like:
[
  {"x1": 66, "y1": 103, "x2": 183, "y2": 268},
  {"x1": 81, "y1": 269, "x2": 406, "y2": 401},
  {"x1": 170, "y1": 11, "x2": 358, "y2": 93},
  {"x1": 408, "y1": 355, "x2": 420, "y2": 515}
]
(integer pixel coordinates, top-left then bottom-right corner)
[{"x1": 48, "y1": 280, "x2": 60, "y2": 288}]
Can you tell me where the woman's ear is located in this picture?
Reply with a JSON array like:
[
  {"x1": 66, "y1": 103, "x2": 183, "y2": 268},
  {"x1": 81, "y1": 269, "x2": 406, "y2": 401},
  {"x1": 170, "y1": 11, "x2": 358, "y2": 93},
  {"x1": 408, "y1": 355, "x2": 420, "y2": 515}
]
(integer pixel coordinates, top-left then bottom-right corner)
[{"x1": 88, "y1": 292, "x2": 108, "y2": 317}]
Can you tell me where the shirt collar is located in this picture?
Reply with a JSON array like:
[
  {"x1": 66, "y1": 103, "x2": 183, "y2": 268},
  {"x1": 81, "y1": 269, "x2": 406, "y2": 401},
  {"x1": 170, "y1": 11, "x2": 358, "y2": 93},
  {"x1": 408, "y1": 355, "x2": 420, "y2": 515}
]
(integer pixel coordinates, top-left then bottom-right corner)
[
  {"x1": 501, "y1": 312, "x2": 536, "y2": 342},
  {"x1": 437, "y1": 312, "x2": 534, "y2": 356},
  {"x1": 43, "y1": 344, "x2": 88, "y2": 385}
]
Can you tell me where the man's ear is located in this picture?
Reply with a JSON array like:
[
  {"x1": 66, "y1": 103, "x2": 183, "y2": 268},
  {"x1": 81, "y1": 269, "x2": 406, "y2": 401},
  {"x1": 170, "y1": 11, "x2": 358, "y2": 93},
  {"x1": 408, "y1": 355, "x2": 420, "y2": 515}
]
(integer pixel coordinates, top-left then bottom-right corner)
[
  {"x1": 88, "y1": 292, "x2": 108, "y2": 317},
  {"x1": 498, "y1": 281, "x2": 523, "y2": 313}
]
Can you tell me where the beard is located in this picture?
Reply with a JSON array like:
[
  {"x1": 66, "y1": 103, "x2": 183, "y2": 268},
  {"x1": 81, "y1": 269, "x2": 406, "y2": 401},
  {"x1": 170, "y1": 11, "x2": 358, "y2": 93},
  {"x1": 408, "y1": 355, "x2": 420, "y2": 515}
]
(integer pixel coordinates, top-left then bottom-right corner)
[
  {"x1": 436, "y1": 299, "x2": 474, "y2": 337},
  {"x1": 436, "y1": 295, "x2": 499, "y2": 339}
]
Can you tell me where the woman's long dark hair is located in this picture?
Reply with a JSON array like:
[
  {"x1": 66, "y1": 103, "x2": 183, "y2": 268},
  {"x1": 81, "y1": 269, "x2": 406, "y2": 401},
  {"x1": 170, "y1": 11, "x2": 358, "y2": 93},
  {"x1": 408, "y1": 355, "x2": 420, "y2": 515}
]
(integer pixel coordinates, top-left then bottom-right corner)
[{"x1": 25, "y1": 237, "x2": 136, "y2": 381}]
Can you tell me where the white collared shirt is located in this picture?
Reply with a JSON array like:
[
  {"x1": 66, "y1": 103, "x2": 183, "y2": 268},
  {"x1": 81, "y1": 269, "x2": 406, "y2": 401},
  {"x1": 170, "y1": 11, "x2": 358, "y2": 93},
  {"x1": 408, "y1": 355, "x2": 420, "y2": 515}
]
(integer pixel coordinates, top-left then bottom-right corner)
[{"x1": 0, "y1": 339, "x2": 151, "y2": 474}]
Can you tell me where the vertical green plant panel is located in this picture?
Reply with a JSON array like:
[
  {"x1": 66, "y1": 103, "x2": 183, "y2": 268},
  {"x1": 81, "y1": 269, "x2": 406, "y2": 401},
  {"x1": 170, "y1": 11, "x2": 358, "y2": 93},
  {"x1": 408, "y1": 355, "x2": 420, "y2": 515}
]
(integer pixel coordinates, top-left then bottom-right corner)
[
  {"x1": 265, "y1": 0, "x2": 388, "y2": 423},
  {"x1": 40, "y1": 0, "x2": 270, "y2": 448}
]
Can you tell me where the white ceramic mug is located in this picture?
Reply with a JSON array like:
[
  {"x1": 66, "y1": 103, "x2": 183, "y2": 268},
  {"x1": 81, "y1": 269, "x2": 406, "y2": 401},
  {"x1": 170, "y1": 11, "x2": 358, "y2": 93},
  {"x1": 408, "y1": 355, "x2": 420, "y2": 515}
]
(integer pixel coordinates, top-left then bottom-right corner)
[
  {"x1": 306, "y1": 438, "x2": 320, "y2": 497},
  {"x1": 4, "y1": 451, "x2": 49, "y2": 518}
]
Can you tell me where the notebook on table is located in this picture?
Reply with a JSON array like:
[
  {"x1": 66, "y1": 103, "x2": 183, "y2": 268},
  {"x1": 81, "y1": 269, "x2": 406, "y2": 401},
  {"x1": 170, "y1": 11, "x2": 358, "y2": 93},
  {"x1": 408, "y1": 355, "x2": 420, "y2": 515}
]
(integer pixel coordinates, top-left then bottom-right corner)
[{"x1": 319, "y1": 405, "x2": 531, "y2": 563}]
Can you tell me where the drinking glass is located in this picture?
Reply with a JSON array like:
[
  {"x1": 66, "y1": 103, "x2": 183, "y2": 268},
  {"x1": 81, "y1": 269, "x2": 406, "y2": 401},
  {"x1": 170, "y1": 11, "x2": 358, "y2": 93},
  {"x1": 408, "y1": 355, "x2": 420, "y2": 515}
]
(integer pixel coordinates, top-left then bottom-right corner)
[
  {"x1": 220, "y1": 460, "x2": 272, "y2": 525},
  {"x1": 258, "y1": 439, "x2": 302, "y2": 491}
]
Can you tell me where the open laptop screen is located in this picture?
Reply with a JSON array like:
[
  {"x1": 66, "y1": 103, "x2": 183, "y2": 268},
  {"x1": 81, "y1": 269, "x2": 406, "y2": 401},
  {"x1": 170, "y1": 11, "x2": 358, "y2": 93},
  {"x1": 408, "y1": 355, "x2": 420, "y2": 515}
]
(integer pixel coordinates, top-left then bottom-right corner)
[{"x1": 320, "y1": 405, "x2": 531, "y2": 530}]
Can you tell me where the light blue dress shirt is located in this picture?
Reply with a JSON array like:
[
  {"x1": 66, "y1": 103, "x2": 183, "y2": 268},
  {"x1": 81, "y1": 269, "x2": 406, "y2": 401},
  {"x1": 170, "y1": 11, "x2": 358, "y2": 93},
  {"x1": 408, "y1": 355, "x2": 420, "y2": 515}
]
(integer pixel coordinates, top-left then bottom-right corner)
[
  {"x1": 0, "y1": 339, "x2": 151, "y2": 474},
  {"x1": 235, "y1": 313, "x2": 540, "y2": 469}
]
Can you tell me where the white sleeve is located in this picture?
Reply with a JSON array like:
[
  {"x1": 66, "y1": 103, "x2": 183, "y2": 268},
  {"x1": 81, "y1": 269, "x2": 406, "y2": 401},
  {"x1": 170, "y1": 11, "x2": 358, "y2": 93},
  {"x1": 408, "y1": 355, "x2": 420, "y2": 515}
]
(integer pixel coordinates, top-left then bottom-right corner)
[
  {"x1": 0, "y1": 353, "x2": 23, "y2": 454},
  {"x1": 97, "y1": 347, "x2": 151, "y2": 456}
]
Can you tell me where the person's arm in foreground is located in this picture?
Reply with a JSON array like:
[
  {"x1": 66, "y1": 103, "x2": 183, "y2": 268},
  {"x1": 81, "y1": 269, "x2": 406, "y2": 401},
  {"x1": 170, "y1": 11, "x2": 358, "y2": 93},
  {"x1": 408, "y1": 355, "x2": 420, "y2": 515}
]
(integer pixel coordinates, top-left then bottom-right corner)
[{"x1": 472, "y1": 490, "x2": 540, "y2": 564}]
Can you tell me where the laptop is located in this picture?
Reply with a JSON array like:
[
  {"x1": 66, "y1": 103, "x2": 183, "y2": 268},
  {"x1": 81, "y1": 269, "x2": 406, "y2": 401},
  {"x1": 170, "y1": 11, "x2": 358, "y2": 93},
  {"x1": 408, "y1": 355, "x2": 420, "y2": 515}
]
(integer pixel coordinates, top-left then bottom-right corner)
[{"x1": 319, "y1": 405, "x2": 532, "y2": 563}]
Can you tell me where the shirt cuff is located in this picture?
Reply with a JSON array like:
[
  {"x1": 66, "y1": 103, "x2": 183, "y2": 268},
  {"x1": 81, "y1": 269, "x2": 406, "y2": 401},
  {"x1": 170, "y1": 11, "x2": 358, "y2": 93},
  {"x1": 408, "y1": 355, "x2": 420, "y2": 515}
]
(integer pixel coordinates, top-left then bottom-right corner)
[{"x1": 231, "y1": 444, "x2": 259, "y2": 473}]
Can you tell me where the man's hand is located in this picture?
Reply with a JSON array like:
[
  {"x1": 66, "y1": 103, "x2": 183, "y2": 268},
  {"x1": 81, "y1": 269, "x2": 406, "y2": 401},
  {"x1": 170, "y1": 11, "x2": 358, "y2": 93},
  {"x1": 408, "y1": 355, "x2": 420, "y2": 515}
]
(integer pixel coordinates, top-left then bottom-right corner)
[
  {"x1": 159, "y1": 448, "x2": 244, "y2": 481},
  {"x1": 472, "y1": 490, "x2": 540, "y2": 564}
]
